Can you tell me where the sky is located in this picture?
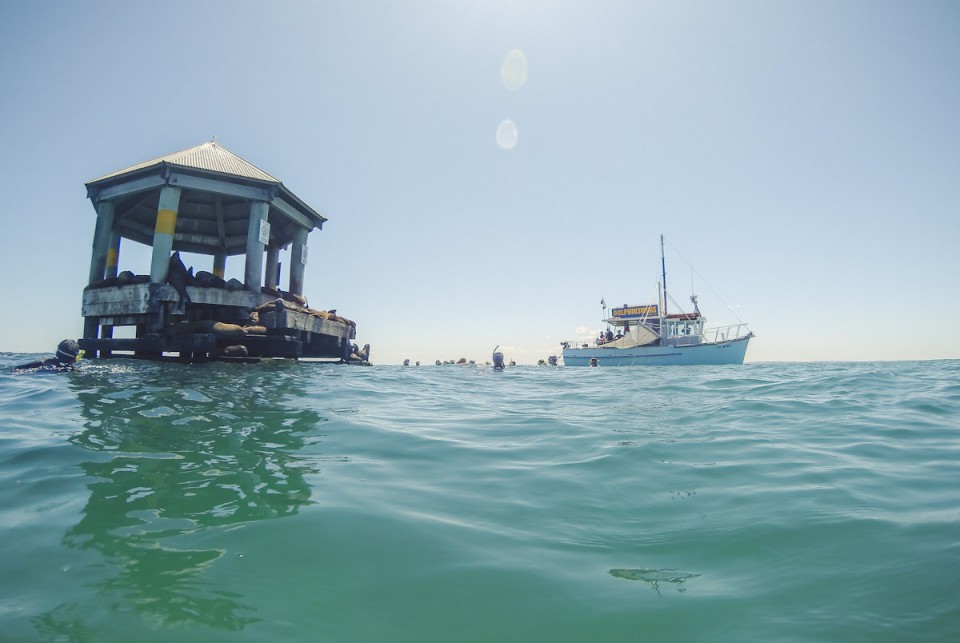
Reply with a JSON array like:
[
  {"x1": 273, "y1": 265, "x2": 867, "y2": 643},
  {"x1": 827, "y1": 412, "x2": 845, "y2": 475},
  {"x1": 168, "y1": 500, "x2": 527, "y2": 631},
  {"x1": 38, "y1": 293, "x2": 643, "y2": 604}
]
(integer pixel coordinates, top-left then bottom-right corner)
[{"x1": 0, "y1": 0, "x2": 957, "y2": 364}]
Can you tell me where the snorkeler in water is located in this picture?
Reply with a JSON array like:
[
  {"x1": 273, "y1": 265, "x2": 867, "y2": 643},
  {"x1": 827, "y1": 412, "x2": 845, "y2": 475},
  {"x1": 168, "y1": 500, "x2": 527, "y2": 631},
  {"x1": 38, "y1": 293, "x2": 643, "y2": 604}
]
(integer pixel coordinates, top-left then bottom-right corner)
[
  {"x1": 492, "y1": 346, "x2": 505, "y2": 370},
  {"x1": 13, "y1": 339, "x2": 83, "y2": 372}
]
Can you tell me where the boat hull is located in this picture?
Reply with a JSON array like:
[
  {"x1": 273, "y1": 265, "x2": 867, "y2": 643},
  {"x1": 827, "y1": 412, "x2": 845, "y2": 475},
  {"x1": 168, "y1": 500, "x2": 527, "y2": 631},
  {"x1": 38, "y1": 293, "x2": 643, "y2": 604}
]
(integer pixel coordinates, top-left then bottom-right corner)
[{"x1": 562, "y1": 335, "x2": 751, "y2": 366}]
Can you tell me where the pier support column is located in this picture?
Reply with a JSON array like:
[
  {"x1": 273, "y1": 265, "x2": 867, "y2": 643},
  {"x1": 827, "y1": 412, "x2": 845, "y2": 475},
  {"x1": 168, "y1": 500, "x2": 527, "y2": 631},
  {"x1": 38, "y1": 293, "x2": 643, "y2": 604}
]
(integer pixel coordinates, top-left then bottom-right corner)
[
  {"x1": 85, "y1": 200, "x2": 118, "y2": 357},
  {"x1": 289, "y1": 227, "x2": 308, "y2": 297},
  {"x1": 149, "y1": 186, "x2": 182, "y2": 282},
  {"x1": 244, "y1": 200, "x2": 270, "y2": 292},
  {"x1": 105, "y1": 232, "x2": 121, "y2": 279},
  {"x1": 265, "y1": 245, "x2": 280, "y2": 290},
  {"x1": 83, "y1": 317, "x2": 100, "y2": 342},
  {"x1": 212, "y1": 253, "x2": 226, "y2": 279},
  {"x1": 100, "y1": 231, "x2": 121, "y2": 356},
  {"x1": 87, "y1": 199, "x2": 115, "y2": 285}
]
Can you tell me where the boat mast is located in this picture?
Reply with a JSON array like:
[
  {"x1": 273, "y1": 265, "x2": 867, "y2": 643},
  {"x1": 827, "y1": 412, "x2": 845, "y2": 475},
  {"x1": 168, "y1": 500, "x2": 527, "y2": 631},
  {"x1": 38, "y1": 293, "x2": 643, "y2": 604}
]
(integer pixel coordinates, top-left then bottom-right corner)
[{"x1": 660, "y1": 233, "x2": 667, "y2": 316}]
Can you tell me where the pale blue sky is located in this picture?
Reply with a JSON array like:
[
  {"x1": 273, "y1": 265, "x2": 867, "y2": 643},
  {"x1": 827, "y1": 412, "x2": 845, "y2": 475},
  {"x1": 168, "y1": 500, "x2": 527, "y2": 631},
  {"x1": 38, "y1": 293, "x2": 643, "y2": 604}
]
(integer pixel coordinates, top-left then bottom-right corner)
[{"x1": 1, "y1": 0, "x2": 957, "y2": 363}]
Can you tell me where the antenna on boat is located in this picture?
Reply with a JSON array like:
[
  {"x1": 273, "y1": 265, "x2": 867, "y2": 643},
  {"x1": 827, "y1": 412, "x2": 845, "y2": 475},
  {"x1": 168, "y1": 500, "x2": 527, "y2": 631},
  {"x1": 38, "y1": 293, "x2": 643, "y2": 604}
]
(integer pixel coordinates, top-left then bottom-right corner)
[{"x1": 660, "y1": 234, "x2": 668, "y2": 316}]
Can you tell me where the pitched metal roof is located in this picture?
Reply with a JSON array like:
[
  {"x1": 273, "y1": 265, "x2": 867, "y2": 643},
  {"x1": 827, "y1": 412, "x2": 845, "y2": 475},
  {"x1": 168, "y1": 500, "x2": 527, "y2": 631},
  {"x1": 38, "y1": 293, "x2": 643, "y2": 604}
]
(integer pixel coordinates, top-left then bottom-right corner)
[
  {"x1": 88, "y1": 141, "x2": 280, "y2": 184},
  {"x1": 84, "y1": 142, "x2": 328, "y2": 254}
]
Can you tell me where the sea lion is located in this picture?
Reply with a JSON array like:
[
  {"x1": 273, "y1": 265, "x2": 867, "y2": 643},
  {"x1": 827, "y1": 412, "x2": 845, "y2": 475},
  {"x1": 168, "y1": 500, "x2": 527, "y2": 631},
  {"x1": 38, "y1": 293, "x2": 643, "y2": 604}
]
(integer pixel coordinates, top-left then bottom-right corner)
[
  {"x1": 164, "y1": 319, "x2": 252, "y2": 338},
  {"x1": 287, "y1": 292, "x2": 308, "y2": 307},
  {"x1": 194, "y1": 270, "x2": 226, "y2": 289},
  {"x1": 220, "y1": 344, "x2": 249, "y2": 358},
  {"x1": 163, "y1": 320, "x2": 194, "y2": 336},
  {"x1": 87, "y1": 276, "x2": 119, "y2": 289},
  {"x1": 211, "y1": 322, "x2": 246, "y2": 338},
  {"x1": 351, "y1": 344, "x2": 371, "y2": 362},
  {"x1": 166, "y1": 252, "x2": 192, "y2": 303}
]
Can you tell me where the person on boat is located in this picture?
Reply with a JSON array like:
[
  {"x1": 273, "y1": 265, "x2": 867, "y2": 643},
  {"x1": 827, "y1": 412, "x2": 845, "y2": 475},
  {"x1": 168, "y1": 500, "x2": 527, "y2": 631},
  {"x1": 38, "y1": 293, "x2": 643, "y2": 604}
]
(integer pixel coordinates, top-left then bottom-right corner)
[
  {"x1": 615, "y1": 330, "x2": 623, "y2": 339},
  {"x1": 14, "y1": 339, "x2": 83, "y2": 372},
  {"x1": 605, "y1": 329, "x2": 614, "y2": 342}
]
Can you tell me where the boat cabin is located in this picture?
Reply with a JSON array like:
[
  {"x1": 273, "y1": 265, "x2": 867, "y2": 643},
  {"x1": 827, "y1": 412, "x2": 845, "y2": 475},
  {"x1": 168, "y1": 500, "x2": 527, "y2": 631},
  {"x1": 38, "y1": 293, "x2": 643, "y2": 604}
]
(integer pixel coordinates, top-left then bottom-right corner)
[
  {"x1": 80, "y1": 141, "x2": 361, "y2": 361},
  {"x1": 609, "y1": 303, "x2": 706, "y2": 346},
  {"x1": 660, "y1": 313, "x2": 705, "y2": 347},
  {"x1": 560, "y1": 303, "x2": 706, "y2": 351}
]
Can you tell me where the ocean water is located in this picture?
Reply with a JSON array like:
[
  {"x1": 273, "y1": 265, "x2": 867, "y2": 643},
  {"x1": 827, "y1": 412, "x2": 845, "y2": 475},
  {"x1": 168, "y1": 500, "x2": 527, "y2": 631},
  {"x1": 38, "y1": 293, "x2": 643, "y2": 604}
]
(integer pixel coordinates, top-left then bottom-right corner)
[{"x1": 0, "y1": 356, "x2": 957, "y2": 642}]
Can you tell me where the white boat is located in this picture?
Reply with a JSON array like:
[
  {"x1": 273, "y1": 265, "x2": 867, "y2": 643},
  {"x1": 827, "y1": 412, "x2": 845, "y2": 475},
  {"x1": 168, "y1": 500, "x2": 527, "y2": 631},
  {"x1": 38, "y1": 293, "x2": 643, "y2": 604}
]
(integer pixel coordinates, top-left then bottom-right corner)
[{"x1": 561, "y1": 235, "x2": 753, "y2": 366}]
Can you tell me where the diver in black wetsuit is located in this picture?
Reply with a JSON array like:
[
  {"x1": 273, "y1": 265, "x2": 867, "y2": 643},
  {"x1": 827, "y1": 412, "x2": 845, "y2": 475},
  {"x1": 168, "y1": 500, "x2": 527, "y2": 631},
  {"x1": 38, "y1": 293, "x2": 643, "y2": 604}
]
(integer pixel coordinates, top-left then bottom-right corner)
[{"x1": 14, "y1": 339, "x2": 82, "y2": 372}]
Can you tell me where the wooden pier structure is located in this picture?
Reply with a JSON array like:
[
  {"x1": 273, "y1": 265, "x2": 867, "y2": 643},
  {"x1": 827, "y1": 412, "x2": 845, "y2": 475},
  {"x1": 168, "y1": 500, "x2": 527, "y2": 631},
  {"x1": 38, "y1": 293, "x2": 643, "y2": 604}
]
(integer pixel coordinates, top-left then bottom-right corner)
[{"x1": 80, "y1": 141, "x2": 366, "y2": 362}]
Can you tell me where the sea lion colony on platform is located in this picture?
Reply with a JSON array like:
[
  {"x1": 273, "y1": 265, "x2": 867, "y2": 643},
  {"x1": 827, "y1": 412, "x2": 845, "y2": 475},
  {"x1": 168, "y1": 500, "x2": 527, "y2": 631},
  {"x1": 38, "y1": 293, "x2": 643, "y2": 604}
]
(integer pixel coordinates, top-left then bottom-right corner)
[{"x1": 83, "y1": 252, "x2": 365, "y2": 362}]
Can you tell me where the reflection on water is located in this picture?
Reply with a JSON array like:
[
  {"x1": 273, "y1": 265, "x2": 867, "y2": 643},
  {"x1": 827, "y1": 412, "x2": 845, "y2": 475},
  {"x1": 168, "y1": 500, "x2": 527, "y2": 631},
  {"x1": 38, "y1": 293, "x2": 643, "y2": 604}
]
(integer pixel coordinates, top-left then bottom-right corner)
[
  {"x1": 36, "y1": 362, "x2": 326, "y2": 636},
  {"x1": 609, "y1": 568, "x2": 702, "y2": 595}
]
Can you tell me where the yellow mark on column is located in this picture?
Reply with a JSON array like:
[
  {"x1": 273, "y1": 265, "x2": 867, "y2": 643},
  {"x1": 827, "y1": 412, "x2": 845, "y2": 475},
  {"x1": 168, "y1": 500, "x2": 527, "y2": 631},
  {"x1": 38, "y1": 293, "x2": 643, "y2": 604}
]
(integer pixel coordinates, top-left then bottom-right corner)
[
  {"x1": 213, "y1": 266, "x2": 225, "y2": 278},
  {"x1": 155, "y1": 209, "x2": 177, "y2": 235},
  {"x1": 106, "y1": 247, "x2": 118, "y2": 268}
]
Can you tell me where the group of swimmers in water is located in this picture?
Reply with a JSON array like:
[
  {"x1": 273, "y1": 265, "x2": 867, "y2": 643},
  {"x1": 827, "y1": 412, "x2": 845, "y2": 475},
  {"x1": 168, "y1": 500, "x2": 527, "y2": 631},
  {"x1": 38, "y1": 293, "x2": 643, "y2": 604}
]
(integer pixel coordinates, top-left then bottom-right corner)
[
  {"x1": 401, "y1": 358, "x2": 518, "y2": 367},
  {"x1": 16, "y1": 339, "x2": 565, "y2": 371},
  {"x1": 401, "y1": 355, "x2": 559, "y2": 368}
]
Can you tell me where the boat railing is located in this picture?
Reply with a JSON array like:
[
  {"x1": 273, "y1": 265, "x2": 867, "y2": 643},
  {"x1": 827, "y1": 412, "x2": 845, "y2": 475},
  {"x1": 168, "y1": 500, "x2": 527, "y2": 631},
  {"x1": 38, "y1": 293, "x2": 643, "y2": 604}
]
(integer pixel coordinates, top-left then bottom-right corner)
[{"x1": 702, "y1": 324, "x2": 751, "y2": 343}]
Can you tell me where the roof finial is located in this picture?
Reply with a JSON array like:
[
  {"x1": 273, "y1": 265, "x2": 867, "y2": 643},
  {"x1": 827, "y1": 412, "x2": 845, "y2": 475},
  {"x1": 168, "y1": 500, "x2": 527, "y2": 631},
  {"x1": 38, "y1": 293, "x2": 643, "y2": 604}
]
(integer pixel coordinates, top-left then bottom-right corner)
[{"x1": 211, "y1": 134, "x2": 217, "y2": 144}]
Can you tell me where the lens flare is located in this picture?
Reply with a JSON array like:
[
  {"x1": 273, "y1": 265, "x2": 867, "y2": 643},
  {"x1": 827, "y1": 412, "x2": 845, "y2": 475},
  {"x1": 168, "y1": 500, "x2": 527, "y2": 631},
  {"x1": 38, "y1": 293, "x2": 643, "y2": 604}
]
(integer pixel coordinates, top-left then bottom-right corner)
[
  {"x1": 496, "y1": 120, "x2": 518, "y2": 150},
  {"x1": 501, "y1": 49, "x2": 528, "y2": 91}
]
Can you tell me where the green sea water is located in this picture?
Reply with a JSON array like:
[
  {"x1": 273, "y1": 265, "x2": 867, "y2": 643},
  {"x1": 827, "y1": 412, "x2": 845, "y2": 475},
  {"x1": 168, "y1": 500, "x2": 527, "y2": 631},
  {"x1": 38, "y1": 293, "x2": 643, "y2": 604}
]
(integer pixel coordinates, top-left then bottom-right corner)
[{"x1": 0, "y1": 357, "x2": 957, "y2": 642}]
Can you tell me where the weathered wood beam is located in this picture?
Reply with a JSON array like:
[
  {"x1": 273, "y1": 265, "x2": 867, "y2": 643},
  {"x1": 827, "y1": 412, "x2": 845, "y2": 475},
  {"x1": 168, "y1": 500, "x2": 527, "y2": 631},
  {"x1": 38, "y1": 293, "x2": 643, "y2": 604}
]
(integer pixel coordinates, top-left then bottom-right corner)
[{"x1": 167, "y1": 171, "x2": 273, "y2": 202}]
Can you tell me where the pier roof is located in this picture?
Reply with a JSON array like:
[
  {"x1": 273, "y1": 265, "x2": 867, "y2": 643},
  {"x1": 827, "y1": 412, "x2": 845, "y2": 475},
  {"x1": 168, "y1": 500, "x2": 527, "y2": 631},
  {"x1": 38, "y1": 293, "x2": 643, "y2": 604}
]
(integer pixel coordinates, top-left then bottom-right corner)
[
  {"x1": 89, "y1": 141, "x2": 281, "y2": 184},
  {"x1": 85, "y1": 141, "x2": 327, "y2": 256}
]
